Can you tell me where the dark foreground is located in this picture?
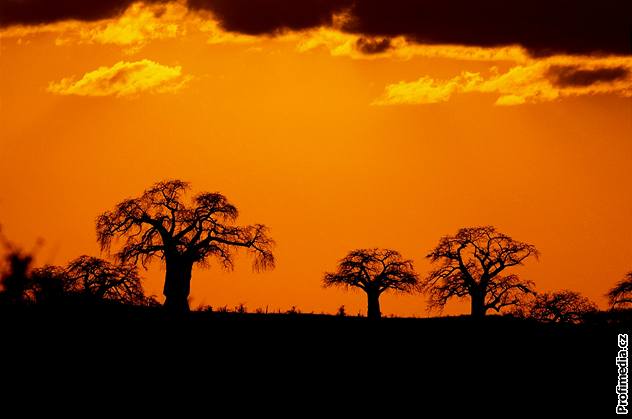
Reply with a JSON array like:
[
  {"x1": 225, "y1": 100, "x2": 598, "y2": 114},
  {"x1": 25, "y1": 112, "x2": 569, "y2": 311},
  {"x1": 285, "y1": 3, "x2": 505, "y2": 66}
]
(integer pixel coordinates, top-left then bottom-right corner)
[{"x1": 1, "y1": 305, "x2": 628, "y2": 416}]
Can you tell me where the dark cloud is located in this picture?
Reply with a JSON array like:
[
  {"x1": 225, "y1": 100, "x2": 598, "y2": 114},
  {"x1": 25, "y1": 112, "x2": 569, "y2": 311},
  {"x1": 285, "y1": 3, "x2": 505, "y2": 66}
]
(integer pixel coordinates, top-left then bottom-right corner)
[
  {"x1": 2, "y1": 0, "x2": 631, "y2": 57},
  {"x1": 343, "y1": 1, "x2": 632, "y2": 57},
  {"x1": 547, "y1": 65, "x2": 630, "y2": 88},
  {"x1": 0, "y1": 0, "x2": 166, "y2": 27},
  {"x1": 187, "y1": 0, "x2": 352, "y2": 35},
  {"x1": 355, "y1": 37, "x2": 391, "y2": 54},
  {"x1": 190, "y1": 0, "x2": 632, "y2": 56}
]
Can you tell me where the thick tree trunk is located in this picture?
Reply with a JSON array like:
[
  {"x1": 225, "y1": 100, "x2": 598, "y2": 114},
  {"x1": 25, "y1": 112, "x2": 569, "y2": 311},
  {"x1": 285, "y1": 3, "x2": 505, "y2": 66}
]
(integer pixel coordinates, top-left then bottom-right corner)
[
  {"x1": 470, "y1": 290, "x2": 486, "y2": 318},
  {"x1": 367, "y1": 291, "x2": 381, "y2": 319},
  {"x1": 163, "y1": 256, "x2": 193, "y2": 313}
]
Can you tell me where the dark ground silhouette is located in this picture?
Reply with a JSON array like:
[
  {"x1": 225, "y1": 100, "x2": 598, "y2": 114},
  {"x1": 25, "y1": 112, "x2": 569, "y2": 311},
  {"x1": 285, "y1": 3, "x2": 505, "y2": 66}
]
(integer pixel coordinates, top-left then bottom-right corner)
[{"x1": 0, "y1": 302, "x2": 627, "y2": 415}]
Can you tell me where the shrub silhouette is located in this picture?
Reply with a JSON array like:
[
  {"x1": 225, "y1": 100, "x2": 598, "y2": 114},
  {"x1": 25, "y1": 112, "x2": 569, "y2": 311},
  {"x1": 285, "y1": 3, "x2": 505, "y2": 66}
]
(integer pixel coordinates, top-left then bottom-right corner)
[
  {"x1": 63, "y1": 256, "x2": 157, "y2": 306},
  {"x1": 29, "y1": 265, "x2": 68, "y2": 304},
  {"x1": 511, "y1": 290, "x2": 598, "y2": 324},
  {"x1": 0, "y1": 248, "x2": 34, "y2": 305},
  {"x1": 28, "y1": 256, "x2": 157, "y2": 306},
  {"x1": 0, "y1": 242, "x2": 156, "y2": 307}
]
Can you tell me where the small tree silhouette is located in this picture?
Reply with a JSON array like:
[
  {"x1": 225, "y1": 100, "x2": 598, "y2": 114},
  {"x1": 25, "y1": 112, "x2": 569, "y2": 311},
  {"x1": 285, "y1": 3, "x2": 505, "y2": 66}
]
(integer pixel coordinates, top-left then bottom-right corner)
[
  {"x1": 64, "y1": 256, "x2": 156, "y2": 305},
  {"x1": 30, "y1": 265, "x2": 68, "y2": 304},
  {"x1": 29, "y1": 256, "x2": 157, "y2": 306},
  {"x1": 607, "y1": 272, "x2": 632, "y2": 309},
  {"x1": 422, "y1": 226, "x2": 538, "y2": 318},
  {"x1": 324, "y1": 248, "x2": 419, "y2": 319},
  {"x1": 0, "y1": 249, "x2": 34, "y2": 305},
  {"x1": 96, "y1": 180, "x2": 275, "y2": 312},
  {"x1": 512, "y1": 290, "x2": 598, "y2": 323}
]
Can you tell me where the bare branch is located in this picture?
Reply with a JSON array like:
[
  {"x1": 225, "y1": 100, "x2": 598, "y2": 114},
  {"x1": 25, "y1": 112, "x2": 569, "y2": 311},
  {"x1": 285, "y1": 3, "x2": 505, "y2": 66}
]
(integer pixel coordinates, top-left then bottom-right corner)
[{"x1": 607, "y1": 272, "x2": 632, "y2": 308}]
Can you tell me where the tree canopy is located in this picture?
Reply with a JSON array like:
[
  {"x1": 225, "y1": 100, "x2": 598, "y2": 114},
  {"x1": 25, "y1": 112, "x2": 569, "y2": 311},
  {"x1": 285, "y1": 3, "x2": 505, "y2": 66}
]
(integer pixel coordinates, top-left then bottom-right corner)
[
  {"x1": 96, "y1": 180, "x2": 275, "y2": 311},
  {"x1": 607, "y1": 272, "x2": 632, "y2": 309},
  {"x1": 422, "y1": 226, "x2": 538, "y2": 317},
  {"x1": 324, "y1": 248, "x2": 419, "y2": 318}
]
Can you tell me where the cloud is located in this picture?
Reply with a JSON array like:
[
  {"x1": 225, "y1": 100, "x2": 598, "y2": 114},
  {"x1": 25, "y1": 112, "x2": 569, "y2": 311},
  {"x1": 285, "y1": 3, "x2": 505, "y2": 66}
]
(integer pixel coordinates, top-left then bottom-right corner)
[
  {"x1": 374, "y1": 57, "x2": 632, "y2": 106},
  {"x1": 373, "y1": 75, "x2": 466, "y2": 105},
  {"x1": 73, "y1": 2, "x2": 182, "y2": 48},
  {"x1": 1, "y1": 2, "x2": 185, "y2": 53},
  {"x1": 47, "y1": 59, "x2": 190, "y2": 97},
  {"x1": 187, "y1": 0, "x2": 351, "y2": 35},
  {"x1": 197, "y1": 19, "x2": 258, "y2": 45},
  {"x1": 345, "y1": 1, "x2": 632, "y2": 57},
  {"x1": 187, "y1": 0, "x2": 632, "y2": 57},
  {"x1": 4, "y1": 2, "x2": 631, "y2": 105},
  {"x1": 547, "y1": 65, "x2": 630, "y2": 88},
  {"x1": 2, "y1": 1, "x2": 630, "y2": 56},
  {"x1": 355, "y1": 37, "x2": 391, "y2": 55},
  {"x1": 186, "y1": 1, "x2": 632, "y2": 56},
  {"x1": 295, "y1": 28, "x2": 529, "y2": 61},
  {"x1": 0, "y1": 2, "x2": 260, "y2": 51},
  {"x1": 0, "y1": 0, "x2": 166, "y2": 27},
  {"x1": 0, "y1": 7, "x2": 527, "y2": 62}
]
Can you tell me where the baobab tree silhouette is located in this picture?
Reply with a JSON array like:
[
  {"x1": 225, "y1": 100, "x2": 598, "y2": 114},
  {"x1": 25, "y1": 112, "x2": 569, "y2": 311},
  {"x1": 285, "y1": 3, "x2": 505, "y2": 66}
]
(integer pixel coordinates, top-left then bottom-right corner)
[
  {"x1": 96, "y1": 180, "x2": 275, "y2": 312},
  {"x1": 422, "y1": 226, "x2": 538, "y2": 318},
  {"x1": 324, "y1": 248, "x2": 419, "y2": 319}
]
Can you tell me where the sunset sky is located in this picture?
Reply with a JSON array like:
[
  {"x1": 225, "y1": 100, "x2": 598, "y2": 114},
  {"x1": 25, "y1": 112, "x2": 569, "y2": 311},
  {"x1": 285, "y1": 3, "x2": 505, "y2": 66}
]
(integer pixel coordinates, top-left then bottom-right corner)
[{"x1": 1, "y1": 0, "x2": 631, "y2": 316}]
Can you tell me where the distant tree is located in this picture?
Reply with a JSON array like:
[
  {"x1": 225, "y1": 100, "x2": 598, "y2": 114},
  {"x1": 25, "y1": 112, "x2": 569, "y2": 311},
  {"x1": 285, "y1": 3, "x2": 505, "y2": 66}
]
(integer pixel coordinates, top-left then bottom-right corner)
[
  {"x1": 64, "y1": 256, "x2": 157, "y2": 306},
  {"x1": 96, "y1": 180, "x2": 275, "y2": 312},
  {"x1": 607, "y1": 272, "x2": 632, "y2": 309},
  {"x1": 0, "y1": 249, "x2": 33, "y2": 305},
  {"x1": 422, "y1": 226, "x2": 538, "y2": 318},
  {"x1": 29, "y1": 265, "x2": 68, "y2": 304},
  {"x1": 29, "y1": 257, "x2": 157, "y2": 306},
  {"x1": 0, "y1": 228, "x2": 154, "y2": 307},
  {"x1": 324, "y1": 248, "x2": 419, "y2": 319},
  {"x1": 286, "y1": 306, "x2": 300, "y2": 315},
  {"x1": 512, "y1": 290, "x2": 598, "y2": 324}
]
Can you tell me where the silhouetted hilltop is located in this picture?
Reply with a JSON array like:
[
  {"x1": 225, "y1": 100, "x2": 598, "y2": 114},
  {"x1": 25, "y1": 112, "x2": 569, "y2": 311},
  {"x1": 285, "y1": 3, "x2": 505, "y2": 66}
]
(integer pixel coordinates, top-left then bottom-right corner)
[{"x1": 0, "y1": 303, "x2": 625, "y2": 415}]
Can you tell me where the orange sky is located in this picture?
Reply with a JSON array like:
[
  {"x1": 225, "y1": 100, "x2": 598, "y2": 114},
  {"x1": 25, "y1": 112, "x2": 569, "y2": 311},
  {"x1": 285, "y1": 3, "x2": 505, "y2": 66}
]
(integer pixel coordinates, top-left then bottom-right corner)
[{"x1": 1, "y1": 2, "x2": 631, "y2": 316}]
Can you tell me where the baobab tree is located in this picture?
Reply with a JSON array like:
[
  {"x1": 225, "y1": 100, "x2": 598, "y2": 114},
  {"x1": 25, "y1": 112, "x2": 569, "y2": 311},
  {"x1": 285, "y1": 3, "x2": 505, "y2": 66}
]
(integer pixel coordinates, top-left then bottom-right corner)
[
  {"x1": 422, "y1": 226, "x2": 538, "y2": 318},
  {"x1": 324, "y1": 248, "x2": 419, "y2": 319},
  {"x1": 607, "y1": 272, "x2": 632, "y2": 308},
  {"x1": 96, "y1": 180, "x2": 275, "y2": 312},
  {"x1": 512, "y1": 290, "x2": 598, "y2": 324}
]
